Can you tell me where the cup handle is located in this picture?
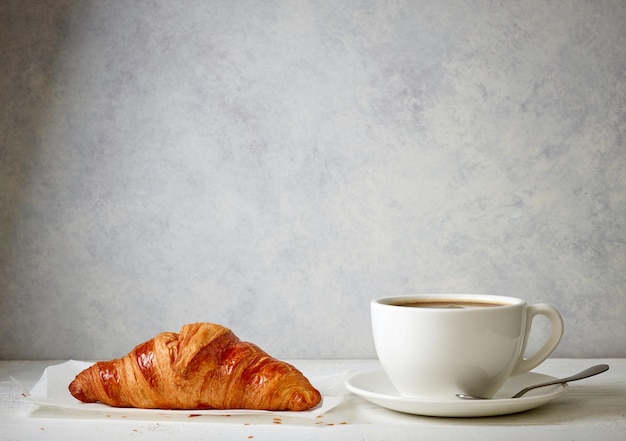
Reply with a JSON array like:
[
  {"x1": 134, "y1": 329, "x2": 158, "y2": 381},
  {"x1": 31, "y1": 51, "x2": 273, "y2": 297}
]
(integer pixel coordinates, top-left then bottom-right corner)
[{"x1": 510, "y1": 303, "x2": 564, "y2": 376}]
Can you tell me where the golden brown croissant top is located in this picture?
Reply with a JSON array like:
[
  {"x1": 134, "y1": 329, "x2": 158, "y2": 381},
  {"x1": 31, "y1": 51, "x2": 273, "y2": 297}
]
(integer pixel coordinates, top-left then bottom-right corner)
[{"x1": 68, "y1": 323, "x2": 321, "y2": 411}]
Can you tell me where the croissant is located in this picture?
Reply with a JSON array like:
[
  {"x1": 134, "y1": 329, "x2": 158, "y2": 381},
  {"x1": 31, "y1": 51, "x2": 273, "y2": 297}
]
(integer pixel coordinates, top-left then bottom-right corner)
[{"x1": 68, "y1": 322, "x2": 321, "y2": 411}]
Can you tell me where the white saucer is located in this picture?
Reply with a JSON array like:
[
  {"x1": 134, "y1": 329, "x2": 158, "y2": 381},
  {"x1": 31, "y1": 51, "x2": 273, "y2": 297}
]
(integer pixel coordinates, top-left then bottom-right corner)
[{"x1": 345, "y1": 370, "x2": 568, "y2": 417}]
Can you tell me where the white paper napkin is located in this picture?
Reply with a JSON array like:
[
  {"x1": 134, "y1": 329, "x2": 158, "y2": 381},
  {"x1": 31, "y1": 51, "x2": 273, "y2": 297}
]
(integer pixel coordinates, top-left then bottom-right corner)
[{"x1": 21, "y1": 360, "x2": 348, "y2": 419}]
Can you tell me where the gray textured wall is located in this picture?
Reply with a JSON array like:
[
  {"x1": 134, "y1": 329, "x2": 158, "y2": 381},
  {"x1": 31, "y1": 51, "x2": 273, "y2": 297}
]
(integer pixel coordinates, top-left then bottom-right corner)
[{"x1": 1, "y1": 0, "x2": 625, "y2": 360}]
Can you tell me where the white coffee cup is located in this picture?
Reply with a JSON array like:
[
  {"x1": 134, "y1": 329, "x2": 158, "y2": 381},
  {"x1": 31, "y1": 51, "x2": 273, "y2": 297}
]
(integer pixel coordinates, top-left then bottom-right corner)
[{"x1": 371, "y1": 294, "x2": 564, "y2": 399}]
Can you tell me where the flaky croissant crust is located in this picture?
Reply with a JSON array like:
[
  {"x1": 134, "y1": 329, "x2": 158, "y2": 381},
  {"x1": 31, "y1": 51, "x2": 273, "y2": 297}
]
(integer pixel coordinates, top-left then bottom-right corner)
[{"x1": 68, "y1": 323, "x2": 321, "y2": 411}]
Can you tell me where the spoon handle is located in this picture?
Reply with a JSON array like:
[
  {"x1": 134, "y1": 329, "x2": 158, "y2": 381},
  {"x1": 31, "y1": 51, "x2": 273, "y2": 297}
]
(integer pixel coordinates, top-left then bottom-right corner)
[{"x1": 511, "y1": 364, "x2": 609, "y2": 398}]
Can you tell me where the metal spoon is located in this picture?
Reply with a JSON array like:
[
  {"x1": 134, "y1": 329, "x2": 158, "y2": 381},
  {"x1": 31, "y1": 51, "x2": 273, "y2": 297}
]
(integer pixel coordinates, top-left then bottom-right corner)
[{"x1": 456, "y1": 364, "x2": 609, "y2": 400}]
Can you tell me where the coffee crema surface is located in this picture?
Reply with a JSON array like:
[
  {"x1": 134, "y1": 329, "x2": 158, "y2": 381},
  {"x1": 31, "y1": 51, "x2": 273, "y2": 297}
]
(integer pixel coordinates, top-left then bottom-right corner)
[{"x1": 392, "y1": 300, "x2": 507, "y2": 309}]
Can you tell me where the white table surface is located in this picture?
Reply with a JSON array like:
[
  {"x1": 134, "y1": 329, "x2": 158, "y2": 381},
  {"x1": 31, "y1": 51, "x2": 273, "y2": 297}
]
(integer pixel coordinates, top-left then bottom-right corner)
[{"x1": 1, "y1": 358, "x2": 625, "y2": 441}]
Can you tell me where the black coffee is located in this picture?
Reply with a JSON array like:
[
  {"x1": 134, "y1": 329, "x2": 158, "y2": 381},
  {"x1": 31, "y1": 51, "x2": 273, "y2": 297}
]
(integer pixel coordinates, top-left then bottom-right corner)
[{"x1": 393, "y1": 300, "x2": 505, "y2": 309}]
